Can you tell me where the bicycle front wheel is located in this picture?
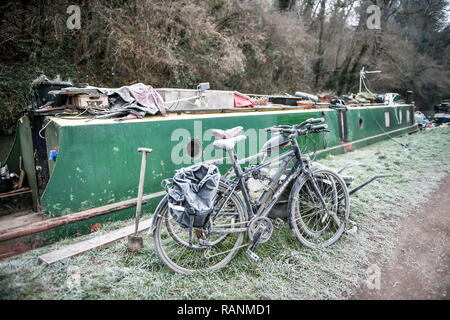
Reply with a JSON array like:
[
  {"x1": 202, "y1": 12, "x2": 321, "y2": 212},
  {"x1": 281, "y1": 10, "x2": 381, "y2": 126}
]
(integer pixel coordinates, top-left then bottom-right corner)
[
  {"x1": 287, "y1": 168, "x2": 350, "y2": 248},
  {"x1": 153, "y1": 182, "x2": 247, "y2": 274}
]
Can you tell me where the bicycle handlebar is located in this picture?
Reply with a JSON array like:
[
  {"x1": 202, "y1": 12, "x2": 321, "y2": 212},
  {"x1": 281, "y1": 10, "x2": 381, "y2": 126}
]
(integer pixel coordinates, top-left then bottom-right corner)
[
  {"x1": 311, "y1": 124, "x2": 328, "y2": 131},
  {"x1": 309, "y1": 117, "x2": 325, "y2": 125},
  {"x1": 264, "y1": 117, "x2": 327, "y2": 135},
  {"x1": 293, "y1": 117, "x2": 325, "y2": 129}
]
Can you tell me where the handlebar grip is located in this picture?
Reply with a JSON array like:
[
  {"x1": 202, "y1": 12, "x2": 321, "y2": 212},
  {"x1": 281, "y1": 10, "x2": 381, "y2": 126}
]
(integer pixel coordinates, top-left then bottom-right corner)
[
  {"x1": 310, "y1": 117, "x2": 325, "y2": 124},
  {"x1": 311, "y1": 124, "x2": 328, "y2": 131},
  {"x1": 265, "y1": 127, "x2": 281, "y2": 133},
  {"x1": 297, "y1": 117, "x2": 325, "y2": 129}
]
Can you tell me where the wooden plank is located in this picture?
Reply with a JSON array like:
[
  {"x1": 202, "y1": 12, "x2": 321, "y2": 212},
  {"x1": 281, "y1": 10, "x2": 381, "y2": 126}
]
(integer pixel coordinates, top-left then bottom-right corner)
[
  {"x1": 38, "y1": 218, "x2": 152, "y2": 266},
  {"x1": 0, "y1": 187, "x2": 31, "y2": 199},
  {"x1": 48, "y1": 89, "x2": 99, "y2": 95},
  {"x1": 33, "y1": 106, "x2": 72, "y2": 113},
  {"x1": 0, "y1": 190, "x2": 165, "y2": 242},
  {"x1": 0, "y1": 211, "x2": 44, "y2": 233}
]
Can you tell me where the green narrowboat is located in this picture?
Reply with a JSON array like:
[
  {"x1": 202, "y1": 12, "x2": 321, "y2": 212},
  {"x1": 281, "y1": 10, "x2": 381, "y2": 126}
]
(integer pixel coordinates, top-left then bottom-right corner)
[{"x1": 0, "y1": 87, "x2": 417, "y2": 259}]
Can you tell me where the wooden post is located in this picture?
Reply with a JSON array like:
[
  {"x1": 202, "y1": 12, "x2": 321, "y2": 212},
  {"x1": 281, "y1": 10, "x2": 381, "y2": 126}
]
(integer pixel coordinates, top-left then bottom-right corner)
[{"x1": 134, "y1": 148, "x2": 152, "y2": 235}]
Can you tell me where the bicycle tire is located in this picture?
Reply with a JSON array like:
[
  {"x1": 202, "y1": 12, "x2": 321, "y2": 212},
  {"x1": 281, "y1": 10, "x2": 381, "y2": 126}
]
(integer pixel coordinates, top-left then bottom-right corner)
[
  {"x1": 153, "y1": 182, "x2": 247, "y2": 274},
  {"x1": 287, "y1": 168, "x2": 350, "y2": 248}
]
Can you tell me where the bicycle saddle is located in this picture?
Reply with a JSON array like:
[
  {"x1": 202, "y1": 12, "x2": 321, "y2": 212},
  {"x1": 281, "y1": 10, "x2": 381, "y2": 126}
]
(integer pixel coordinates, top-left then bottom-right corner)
[
  {"x1": 211, "y1": 126, "x2": 243, "y2": 140},
  {"x1": 213, "y1": 135, "x2": 247, "y2": 151}
]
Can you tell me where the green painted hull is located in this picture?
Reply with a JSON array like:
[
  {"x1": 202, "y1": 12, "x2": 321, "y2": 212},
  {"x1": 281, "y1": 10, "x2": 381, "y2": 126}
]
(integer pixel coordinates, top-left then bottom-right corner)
[
  {"x1": 1, "y1": 104, "x2": 416, "y2": 255},
  {"x1": 41, "y1": 105, "x2": 415, "y2": 218}
]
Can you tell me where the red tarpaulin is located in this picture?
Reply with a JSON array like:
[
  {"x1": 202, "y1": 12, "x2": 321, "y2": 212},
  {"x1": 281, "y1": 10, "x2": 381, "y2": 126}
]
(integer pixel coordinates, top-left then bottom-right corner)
[{"x1": 234, "y1": 92, "x2": 255, "y2": 108}]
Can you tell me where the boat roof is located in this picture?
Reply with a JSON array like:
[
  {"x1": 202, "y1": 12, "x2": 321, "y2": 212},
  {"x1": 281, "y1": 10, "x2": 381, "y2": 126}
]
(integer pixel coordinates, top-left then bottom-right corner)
[{"x1": 48, "y1": 103, "x2": 411, "y2": 127}]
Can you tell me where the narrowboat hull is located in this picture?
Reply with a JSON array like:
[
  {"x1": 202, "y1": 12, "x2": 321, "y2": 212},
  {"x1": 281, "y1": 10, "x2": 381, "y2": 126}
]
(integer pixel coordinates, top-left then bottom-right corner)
[{"x1": 0, "y1": 104, "x2": 417, "y2": 258}]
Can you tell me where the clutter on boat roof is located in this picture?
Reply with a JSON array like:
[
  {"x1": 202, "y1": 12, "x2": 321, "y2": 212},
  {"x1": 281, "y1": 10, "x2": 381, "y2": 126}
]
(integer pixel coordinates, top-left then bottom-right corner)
[
  {"x1": 28, "y1": 70, "x2": 411, "y2": 121},
  {"x1": 433, "y1": 100, "x2": 450, "y2": 126}
]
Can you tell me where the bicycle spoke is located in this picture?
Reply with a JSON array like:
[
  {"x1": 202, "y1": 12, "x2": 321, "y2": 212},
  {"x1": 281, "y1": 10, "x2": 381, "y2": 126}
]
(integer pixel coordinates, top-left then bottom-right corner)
[
  {"x1": 290, "y1": 169, "x2": 350, "y2": 248},
  {"x1": 154, "y1": 184, "x2": 246, "y2": 273}
]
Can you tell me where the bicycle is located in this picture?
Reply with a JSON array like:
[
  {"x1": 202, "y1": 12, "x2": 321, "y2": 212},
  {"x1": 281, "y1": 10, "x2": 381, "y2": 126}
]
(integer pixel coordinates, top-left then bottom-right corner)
[{"x1": 150, "y1": 117, "x2": 350, "y2": 274}]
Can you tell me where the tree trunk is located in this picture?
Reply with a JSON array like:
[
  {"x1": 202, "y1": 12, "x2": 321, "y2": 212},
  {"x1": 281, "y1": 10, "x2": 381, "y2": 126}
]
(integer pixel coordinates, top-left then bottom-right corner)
[{"x1": 313, "y1": 0, "x2": 327, "y2": 89}]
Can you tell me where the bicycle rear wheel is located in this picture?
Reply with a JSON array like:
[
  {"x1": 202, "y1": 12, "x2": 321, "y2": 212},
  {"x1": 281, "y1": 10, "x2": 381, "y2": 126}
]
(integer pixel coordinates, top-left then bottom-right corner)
[
  {"x1": 288, "y1": 168, "x2": 350, "y2": 248},
  {"x1": 153, "y1": 182, "x2": 247, "y2": 274}
]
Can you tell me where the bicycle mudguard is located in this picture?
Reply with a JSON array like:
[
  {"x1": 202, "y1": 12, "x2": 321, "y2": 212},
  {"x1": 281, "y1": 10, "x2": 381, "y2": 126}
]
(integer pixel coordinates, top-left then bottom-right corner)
[
  {"x1": 288, "y1": 164, "x2": 330, "y2": 197},
  {"x1": 311, "y1": 162, "x2": 355, "y2": 187},
  {"x1": 148, "y1": 195, "x2": 169, "y2": 236}
]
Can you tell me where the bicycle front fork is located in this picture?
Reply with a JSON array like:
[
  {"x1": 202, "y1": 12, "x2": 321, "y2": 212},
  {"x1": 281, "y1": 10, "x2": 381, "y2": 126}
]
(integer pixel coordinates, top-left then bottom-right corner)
[{"x1": 305, "y1": 169, "x2": 342, "y2": 227}]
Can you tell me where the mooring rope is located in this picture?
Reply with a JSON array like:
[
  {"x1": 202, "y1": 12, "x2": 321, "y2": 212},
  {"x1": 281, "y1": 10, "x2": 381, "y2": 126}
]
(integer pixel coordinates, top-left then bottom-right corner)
[{"x1": 367, "y1": 107, "x2": 409, "y2": 149}]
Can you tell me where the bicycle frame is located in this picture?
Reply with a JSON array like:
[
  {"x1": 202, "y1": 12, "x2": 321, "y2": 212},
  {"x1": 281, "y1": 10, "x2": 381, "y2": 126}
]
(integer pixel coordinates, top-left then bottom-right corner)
[{"x1": 209, "y1": 132, "x2": 330, "y2": 235}]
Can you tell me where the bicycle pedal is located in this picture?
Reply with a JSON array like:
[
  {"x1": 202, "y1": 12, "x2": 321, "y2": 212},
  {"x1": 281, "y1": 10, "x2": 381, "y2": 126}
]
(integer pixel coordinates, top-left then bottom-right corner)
[
  {"x1": 198, "y1": 239, "x2": 212, "y2": 247},
  {"x1": 246, "y1": 249, "x2": 260, "y2": 262},
  {"x1": 274, "y1": 218, "x2": 284, "y2": 229}
]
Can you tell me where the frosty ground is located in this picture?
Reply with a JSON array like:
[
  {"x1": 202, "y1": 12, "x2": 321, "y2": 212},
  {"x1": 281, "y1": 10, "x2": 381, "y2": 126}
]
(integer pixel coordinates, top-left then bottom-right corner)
[{"x1": 1, "y1": 127, "x2": 449, "y2": 300}]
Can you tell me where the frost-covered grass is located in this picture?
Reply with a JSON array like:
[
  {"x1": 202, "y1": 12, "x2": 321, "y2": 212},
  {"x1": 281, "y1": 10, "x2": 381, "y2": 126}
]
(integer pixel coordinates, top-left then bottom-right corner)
[{"x1": 1, "y1": 127, "x2": 449, "y2": 300}]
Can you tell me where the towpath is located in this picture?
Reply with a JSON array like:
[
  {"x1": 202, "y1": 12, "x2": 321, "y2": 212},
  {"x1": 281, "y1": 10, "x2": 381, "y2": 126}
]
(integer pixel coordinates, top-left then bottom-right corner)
[{"x1": 352, "y1": 172, "x2": 450, "y2": 299}]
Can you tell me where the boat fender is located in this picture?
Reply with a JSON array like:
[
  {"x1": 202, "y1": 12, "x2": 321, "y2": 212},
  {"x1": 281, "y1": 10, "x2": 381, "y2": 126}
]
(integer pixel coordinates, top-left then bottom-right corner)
[{"x1": 49, "y1": 150, "x2": 57, "y2": 161}]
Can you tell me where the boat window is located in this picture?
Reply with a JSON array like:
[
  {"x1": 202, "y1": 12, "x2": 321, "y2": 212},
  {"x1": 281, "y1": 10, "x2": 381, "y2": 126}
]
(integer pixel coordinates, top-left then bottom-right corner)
[
  {"x1": 406, "y1": 110, "x2": 411, "y2": 123},
  {"x1": 399, "y1": 110, "x2": 403, "y2": 123},
  {"x1": 359, "y1": 118, "x2": 364, "y2": 128},
  {"x1": 186, "y1": 138, "x2": 202, "y2": 160},
  {"x1": 385, "y1": 111, "x2": 390, "y2": 127}
]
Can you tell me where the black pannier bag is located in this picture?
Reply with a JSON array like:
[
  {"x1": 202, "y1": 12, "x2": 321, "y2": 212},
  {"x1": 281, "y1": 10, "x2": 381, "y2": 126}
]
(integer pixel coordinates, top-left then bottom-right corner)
[{"x1": 167, "y1": 164, "x2": 220, "y2": 231}]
